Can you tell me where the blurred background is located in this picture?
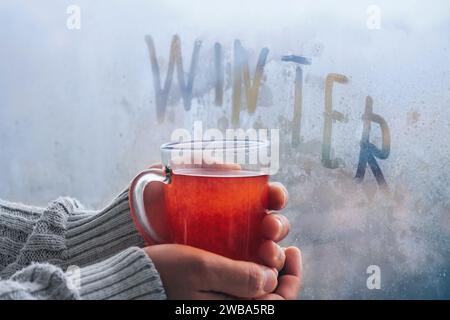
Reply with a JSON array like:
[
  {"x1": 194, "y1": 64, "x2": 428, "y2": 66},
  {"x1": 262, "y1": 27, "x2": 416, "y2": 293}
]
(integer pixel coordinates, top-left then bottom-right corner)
[{"x1": 0, "y1": 0, "x2": 449, "y2": 299}]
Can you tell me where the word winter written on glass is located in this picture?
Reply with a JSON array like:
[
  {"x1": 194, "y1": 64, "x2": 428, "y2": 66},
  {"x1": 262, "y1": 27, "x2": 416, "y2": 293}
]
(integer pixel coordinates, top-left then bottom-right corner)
[{"x1": 144, "y1": 35, "x2": 391, "y2": 189}]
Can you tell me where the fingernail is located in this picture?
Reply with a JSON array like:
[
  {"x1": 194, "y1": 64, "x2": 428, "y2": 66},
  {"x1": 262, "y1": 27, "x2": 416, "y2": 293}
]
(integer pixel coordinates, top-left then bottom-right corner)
[
  {"x1": 277, "y1": 244, "x2": 284, "y2": 261},
  {"x1": 275, "y1": 216, "x2": 284, "y2": 238},
  {"x1": 272, "y1": 267, "x2": 279, "y2": 277},
  {"x1": 263, "y1": 268, "x2": 277, "y2": 292},
  {"x1": 282, "y1": 185, "x2": 289, "y2": 205}
]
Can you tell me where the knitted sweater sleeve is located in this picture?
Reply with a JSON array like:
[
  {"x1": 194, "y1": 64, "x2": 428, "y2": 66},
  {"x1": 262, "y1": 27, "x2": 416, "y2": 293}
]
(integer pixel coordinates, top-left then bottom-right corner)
[{"x1": 0, "y1": 189, "x2": 166, "y2": 300}]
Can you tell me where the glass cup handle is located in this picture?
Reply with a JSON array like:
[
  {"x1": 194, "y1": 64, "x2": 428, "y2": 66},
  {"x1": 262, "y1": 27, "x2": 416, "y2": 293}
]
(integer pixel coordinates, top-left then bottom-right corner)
[{"x1": 129, "y1": 167, "x2": 171, "y2": 244}]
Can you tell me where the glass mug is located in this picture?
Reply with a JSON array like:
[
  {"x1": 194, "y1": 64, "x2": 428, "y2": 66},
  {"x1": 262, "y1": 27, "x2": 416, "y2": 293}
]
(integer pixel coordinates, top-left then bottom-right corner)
[{"x1": 129, "y1": 139, "x2": 272, "y2": 262}]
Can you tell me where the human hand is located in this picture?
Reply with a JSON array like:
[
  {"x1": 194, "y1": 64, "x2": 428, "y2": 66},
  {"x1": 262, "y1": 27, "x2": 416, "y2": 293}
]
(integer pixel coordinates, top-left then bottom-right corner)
[
  {"x1": 141, "y1": 163, "x2": 302, "y2": 299},
  {"x1": 143, "y1": 164, "x2": 292, "y2": 269},
  {"x1": 257, "y1": 246, "x2": 302, "y2": 300},
  {"x1": 145, "y1": 244, "x2": 279, "y2": 299}
]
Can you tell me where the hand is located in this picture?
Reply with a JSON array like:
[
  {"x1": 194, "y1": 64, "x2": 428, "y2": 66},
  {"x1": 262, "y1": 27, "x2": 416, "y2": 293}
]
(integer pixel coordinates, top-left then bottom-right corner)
[
  {"x1": 258, "y1": 182, "x2": 303, "y2": 299},
  {"x1": 145, "y1": 244, "x2": 279, "y2": 299},
  {"x1": 143, "y1": 164, "x2": 292, "y2": 268},
  {"x1": 142, "y1": 163, "x2": 302, "y2": 299},
  {"x1": 257, "y1": 246, "x2": 302, "y2": 300}
]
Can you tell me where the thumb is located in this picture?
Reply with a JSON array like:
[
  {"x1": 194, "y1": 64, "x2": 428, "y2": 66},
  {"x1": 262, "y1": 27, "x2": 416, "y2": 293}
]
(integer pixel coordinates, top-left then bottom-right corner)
[{"x1": 203, "y1": 256, "x2": 278, "y2": 298}]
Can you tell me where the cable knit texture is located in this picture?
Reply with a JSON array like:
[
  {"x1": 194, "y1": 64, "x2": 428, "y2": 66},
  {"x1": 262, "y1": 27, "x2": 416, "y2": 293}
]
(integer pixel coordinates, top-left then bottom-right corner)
[{"x1": 0, "y1": 189, "x2": 167, "y2": 300}]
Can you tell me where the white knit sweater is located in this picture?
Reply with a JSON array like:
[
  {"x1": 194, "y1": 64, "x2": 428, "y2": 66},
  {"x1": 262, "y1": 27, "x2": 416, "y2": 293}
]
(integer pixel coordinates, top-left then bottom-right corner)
[{"x1": 0, "y1": 188, "x2": 167, "y2": 300}]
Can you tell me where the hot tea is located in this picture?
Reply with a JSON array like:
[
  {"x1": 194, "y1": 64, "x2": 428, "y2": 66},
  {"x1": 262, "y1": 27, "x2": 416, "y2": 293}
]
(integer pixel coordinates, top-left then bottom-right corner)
[{"x1": 163, "y1": 168, "x2": 269, "y2": 261}]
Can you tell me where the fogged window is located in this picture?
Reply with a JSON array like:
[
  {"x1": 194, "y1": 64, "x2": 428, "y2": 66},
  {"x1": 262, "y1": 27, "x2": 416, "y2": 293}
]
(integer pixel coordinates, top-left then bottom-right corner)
[{"x1": 0, "y1": 0, "x2": 449, "y2": 298}]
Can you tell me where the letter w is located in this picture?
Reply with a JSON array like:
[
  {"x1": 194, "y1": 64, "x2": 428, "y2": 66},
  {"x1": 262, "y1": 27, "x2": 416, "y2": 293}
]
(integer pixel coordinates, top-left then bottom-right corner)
[{"x1": 145, "y1": 35, "x2": 202, "y2": 122}]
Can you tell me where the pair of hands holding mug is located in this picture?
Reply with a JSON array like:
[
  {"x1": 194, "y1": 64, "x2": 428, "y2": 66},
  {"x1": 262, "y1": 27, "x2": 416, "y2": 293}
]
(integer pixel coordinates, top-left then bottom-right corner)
[{"x1": 140, "y1": 164, "x2": 302, "y2": 300}]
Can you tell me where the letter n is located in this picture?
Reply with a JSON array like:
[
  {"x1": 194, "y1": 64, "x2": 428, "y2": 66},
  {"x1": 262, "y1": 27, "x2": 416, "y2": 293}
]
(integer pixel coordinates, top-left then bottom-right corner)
[{"x1": 232, "y1": 40, "x2": 269, "y2": 126}]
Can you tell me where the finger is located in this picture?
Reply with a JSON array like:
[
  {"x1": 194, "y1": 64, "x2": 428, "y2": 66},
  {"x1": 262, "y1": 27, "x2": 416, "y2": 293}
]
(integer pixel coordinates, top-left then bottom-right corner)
[
  {"x1": 274, "y1": 247, "x2": 302, "y2": 300},
  {"x1": 275, "y1": 275, "x2": 301, "y2": 300},
  {"x1": 194, "y1": 291, "x2": 235, "y2": 300},
  {"x1": 268, "y1": 182, "x2": 288, "y2": 210},
  {"x1": 162, "y1": 161, "x2": 241, "y2": 172},
  {"x1": 149, "y1": 162, "x2": 238, "y2": 170},
  {"x1": 280, "y1": 247, "x2": 302, "y2": 277},
  {"x1": 261, "y1": 213, "x2": 291, "y2": 242},
  {"x1": 176, "y1": 162, "x2": 241, "y2": 171},
  {"x1": 195, "y1": 162, "x2": 241, "y2": 170},
  {"x1": 256, "y1": 293, "x2": 284, "y2": 300},
  {"x1": 205, "y1": 257, "x2": 278, "y2": 298},
  {"x1": 257, "y1": 240, "x2": 285, "y2": 271}
]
